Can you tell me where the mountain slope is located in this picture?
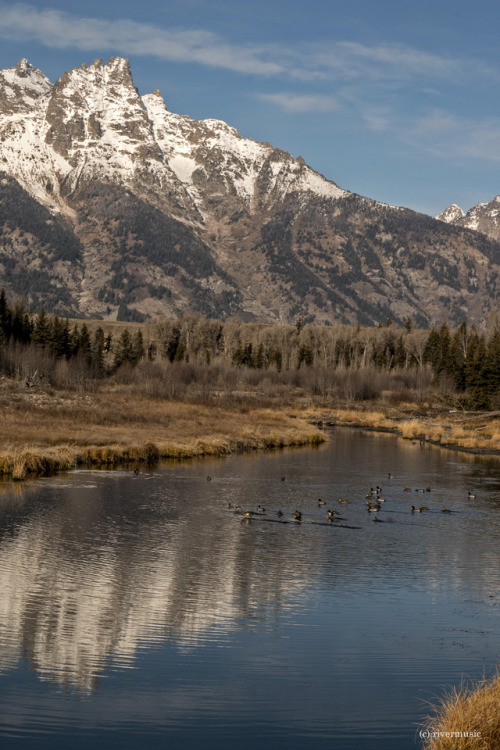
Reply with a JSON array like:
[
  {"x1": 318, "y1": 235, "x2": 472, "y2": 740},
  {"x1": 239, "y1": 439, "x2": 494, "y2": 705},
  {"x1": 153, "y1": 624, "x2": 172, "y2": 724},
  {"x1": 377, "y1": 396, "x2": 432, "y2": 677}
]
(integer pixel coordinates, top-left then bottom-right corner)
[{"x1": 0, "y1": 56, "x2": 499, "y2": 326}]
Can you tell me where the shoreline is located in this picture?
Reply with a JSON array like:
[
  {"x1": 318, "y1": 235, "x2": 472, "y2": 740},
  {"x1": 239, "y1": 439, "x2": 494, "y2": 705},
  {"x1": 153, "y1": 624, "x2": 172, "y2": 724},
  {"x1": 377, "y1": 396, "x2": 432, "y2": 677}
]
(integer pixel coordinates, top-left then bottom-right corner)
[
  {"x1": 0, "y1": 384, "x2": 325, "y2": 480},
  {"x1": 2, "y1": 377, "x2": 500, "y2": 480},
  {"x1": 301, "y1": 406, "x2": 500, "y2": 457},
  {"x1": 0, "y1": 431, "x2": 325, "y2": 481}
]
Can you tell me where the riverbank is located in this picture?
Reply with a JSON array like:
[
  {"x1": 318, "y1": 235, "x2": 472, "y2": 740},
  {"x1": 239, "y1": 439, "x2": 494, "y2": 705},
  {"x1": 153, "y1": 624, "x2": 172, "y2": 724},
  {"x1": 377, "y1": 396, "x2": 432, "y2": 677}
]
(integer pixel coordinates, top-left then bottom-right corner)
[
  {"x1": 300, "y1": 405, "x2": 500, "y2": 455},
  {"x1": 0, "y1": 381, "x2": 324, "y2": 480},
  {"x1": 3, "y1": 373, "x2": 500, "y2": 480}
]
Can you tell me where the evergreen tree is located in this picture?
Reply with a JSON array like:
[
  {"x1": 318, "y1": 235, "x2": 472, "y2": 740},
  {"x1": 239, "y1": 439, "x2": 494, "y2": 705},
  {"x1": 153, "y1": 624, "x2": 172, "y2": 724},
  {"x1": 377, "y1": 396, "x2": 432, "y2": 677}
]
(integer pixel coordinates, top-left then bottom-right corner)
[
  {"x1": 32, "y1": 309, "x2": 50, "y2": 346},
  {"x1": 114, "y1": 328, "x2": 134, "y2": 369},
  {"x1": 50, "y1": 316, "x2": 70, "y2": 359},
  {"x1": 131, "y1": 330, "x2": 145, "y2": 365},
  {"x1": 69, "y1": 324, "x2": 80, "y2": 357},
  {"x1": 448, "y1": 331, "x2": 466, "y2": 391},
  {"x1": 104, "y1": 333, "x2": 112, "y2": 354},
  {"x1": 437, "y1": 322, "x2": 451, "y2": 375},
  {"x1": 465, "y1": 333, "x2": 490, "y2": 409},
  {"x1": 11, "y1": 303, "x2": 31, "y2": 344},
  {"x1": 0, "y1": 289, "x2": 11, "y2": 346},
  {"x1": 92, "y1": 327, "x2": 106, "y2": 377},
  {"x1": 423, "y1": 328, "x2": 441, "y2": 369},
  {"x1": 79, "y1": 323, "x2": 92, "y2": 365},
  {"x1": 485, "y1": 329, "x2": 500, "y2": 397}
]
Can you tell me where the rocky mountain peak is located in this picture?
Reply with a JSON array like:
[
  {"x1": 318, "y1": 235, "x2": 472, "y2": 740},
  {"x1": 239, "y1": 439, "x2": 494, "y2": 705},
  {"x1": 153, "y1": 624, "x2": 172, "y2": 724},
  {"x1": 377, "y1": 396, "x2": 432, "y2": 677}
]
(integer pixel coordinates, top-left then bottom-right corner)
[
  {"x1": 0, "y1": 58, "x2": 52, "y2": 113},
  {"x1": 0, "y1": 57, "x2": 499, "y2": 327},
  {"x1": 15, "y1": 58, "x2": 34, "y2": 76},
  {"x1": 437, "y1": 196, "x2": 500, "y2": 241},
  {"x1": 436, "y1": 204, "x2": 465, "y2": 224}
]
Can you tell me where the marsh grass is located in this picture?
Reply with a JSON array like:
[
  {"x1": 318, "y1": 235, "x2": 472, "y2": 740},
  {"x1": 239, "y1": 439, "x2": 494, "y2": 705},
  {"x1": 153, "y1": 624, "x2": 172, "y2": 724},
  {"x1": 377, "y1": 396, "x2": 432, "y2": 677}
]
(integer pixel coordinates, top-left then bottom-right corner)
[
  {"x1": 421, "y1": 673, "x2": 500, "y2": 749},
  {"x1": 308, "y1": 406, "x2": 500, "y2": 452},
  {"x1": 0, "y1": 383, "x2": 324, "y2": 479}
]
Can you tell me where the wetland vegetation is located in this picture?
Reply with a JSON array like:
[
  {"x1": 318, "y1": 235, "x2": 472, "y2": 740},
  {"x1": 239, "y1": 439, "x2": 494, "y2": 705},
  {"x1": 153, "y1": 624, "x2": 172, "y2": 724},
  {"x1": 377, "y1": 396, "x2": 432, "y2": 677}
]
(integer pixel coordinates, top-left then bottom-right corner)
[{"x1": 2, "y1": 290, "x2": 500, "y2": 479}]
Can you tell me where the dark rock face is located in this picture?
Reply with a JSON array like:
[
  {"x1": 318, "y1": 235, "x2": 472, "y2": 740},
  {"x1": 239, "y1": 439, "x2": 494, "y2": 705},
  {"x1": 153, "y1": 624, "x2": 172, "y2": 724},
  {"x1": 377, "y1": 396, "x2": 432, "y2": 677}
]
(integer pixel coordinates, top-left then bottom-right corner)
[{"x1": 0, "y1": 56, "x2": 499, "y2": 326}]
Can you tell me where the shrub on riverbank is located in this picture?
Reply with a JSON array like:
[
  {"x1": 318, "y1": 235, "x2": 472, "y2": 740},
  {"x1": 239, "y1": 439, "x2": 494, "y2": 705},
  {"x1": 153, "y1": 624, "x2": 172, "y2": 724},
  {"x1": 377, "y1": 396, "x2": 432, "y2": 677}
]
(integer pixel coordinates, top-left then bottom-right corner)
[{"x1": 421, "y1": 673, "x2": 500, "y2": 749}]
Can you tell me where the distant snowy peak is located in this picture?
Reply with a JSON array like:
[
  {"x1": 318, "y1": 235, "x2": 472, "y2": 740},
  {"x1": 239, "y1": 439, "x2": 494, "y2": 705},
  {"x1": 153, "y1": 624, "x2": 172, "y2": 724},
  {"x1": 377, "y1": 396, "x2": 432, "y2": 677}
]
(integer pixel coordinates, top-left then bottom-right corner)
[
  {"x1": 437, "y1": 196, "x2": 500, "y2": 241},
  {"x1": 436, "y1": 204, "x2": 465, "y2": 224}
]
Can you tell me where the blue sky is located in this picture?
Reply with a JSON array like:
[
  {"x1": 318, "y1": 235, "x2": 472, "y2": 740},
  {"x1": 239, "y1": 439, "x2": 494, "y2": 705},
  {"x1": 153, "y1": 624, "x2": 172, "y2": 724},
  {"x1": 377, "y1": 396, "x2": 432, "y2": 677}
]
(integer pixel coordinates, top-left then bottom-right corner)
[{"x1": 0, "y1": 0, "x2": 499, "y2": 216}]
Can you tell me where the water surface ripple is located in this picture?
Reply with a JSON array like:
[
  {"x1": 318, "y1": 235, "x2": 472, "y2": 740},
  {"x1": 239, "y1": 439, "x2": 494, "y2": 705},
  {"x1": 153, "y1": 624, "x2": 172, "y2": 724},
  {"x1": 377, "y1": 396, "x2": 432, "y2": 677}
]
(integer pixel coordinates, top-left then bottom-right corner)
[{"x1": 0, "y1": 428, "x2": 500, "y2": 748}]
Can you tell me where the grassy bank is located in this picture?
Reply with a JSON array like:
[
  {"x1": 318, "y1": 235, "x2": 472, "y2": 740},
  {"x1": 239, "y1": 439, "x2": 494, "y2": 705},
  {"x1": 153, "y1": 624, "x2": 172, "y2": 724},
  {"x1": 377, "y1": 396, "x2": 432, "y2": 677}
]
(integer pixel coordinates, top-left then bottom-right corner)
[
  {"x1": 421, "y1": 673, "x2": 500, "y2": 749},
  {"x1": 2, "y1": 366, "x2": 500, "y2": 480},
  {"x1": 0, "y1": 380, "x2": 324, "y2": 480},
  {"x1": 300, "y1": 405, "x2": 500, "y2": 454}
]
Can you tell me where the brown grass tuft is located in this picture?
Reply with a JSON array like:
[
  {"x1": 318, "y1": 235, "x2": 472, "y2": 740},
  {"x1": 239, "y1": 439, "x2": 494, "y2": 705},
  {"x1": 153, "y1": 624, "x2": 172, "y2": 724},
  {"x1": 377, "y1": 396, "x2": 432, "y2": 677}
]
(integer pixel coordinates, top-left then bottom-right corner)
[{"x1": 421, "y1": 673, "x2": 500, "y2": 749}]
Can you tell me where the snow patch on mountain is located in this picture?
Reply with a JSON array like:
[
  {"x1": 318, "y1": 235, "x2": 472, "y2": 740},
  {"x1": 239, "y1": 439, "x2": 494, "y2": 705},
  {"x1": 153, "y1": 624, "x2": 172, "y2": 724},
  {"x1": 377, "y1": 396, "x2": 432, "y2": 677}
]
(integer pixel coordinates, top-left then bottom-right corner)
[
  {"x1": 436, "y1": 204, "x2": 465, "y2": 224},
  {"x1": 0, "y1": 56, "x2": 348, "y2": 222}
]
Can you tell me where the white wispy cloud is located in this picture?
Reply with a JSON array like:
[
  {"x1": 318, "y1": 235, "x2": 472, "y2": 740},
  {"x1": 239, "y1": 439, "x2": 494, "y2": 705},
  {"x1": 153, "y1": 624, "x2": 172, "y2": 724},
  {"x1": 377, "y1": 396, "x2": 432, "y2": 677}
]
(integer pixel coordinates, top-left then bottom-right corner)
[
  {"x1": 2, "y1": 2, "x2": 498, "y2": 164},
  {"x1": 258, "y1": 93, "x2": 339, "y2": 113},
  {"x1": 398, "y1": 109, "x2": 500, "y2": 161},
  {"x1": 0, "y1": 3, "x2": 496, "y2": 84},
  {"x1": 0, "y1": 4, "x2": 285, "y2": 75}
]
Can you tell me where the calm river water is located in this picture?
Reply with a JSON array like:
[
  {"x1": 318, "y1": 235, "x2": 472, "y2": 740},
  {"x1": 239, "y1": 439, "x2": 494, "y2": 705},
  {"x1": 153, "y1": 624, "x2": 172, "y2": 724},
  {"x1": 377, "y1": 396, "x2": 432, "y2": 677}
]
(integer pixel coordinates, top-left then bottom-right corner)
[{"x1": 1, "y1": 428, "x2": 500, "y2": 749}]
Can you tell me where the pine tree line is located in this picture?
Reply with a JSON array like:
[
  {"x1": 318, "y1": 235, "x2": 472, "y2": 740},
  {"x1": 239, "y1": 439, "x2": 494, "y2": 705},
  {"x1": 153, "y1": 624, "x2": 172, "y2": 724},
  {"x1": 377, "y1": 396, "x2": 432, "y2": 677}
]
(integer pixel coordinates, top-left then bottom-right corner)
[
  {"x1": 1, "y1": 289, "x2": 500, "y2": 408},
  {"x1": 0, "y1": 290, "x2": 145, "y2": 376}
]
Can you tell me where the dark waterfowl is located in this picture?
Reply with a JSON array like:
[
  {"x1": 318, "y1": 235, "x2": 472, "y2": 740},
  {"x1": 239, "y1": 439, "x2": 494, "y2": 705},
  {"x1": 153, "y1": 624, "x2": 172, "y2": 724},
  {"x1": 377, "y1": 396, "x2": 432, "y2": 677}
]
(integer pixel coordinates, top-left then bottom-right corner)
[
  {"x1": 277, "y1": 510, "x2": 283, "y2": 517},
  {"x1": 419, "y1": 505, "x2": 429, "y2": 511},
  {"x1": 338, "y1": 498, "x2": 348, "y2": 504},
  {"x1": 367, "y1": 504, "x2": 381, "y2": 512},
  {"x1": 207, "y1": 475, "x2": 211, "y2": 481},
  {"x1": 441, "y1": 506, "x2": 452, "y2": 513},
  {"x1": 318, "y1": 498, "x2": 326, "y2": 506},
  {"x1": 468, "y1": 492, "x2": 476, "y2": 499},
  {"x1": 293, "y1": 510, "x2": 302, "y2": 522}
]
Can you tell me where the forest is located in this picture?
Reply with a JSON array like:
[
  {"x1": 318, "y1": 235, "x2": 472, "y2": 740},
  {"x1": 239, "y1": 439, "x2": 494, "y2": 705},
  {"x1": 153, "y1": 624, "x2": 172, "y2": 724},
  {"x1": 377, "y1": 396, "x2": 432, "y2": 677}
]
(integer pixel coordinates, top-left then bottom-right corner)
[{"x1": 1, "y1": 289, "x2": 500, "y2": 410}]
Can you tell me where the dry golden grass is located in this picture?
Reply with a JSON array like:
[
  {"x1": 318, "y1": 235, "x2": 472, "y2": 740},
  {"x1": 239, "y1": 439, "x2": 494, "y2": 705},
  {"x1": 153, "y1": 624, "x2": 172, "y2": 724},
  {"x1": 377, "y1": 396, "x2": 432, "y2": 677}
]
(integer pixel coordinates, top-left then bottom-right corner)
[
  {"x1": 298, "y1": 405, "x2": 500, "y2": 454},
  {"x1": 421, "y1": 674, "x2": 500, "y2": 749},
  {"x1": 0, "y1": 382, "x2": 324, "y2": 478}
]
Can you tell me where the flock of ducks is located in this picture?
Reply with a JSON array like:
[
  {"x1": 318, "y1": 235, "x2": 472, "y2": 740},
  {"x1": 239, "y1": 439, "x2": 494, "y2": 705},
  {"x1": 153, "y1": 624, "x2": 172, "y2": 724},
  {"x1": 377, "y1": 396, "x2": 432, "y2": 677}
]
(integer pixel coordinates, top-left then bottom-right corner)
[{"x1": 224, "y1": 476, "x2": 479, "y2": 525}]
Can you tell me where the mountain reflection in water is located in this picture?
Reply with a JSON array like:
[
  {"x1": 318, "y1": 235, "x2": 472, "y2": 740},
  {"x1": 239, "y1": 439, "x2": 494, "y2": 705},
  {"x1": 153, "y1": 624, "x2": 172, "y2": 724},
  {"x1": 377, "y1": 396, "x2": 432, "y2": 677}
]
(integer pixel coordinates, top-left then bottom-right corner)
[{"x1": 0, "y1": 429, "x2": 500, "y2": 749}]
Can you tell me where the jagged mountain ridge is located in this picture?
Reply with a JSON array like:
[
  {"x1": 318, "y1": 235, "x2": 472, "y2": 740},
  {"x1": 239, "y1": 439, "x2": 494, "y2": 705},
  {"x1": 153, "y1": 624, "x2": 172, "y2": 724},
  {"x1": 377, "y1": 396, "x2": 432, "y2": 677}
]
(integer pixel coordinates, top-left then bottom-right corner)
[
  {"x1": 437, "y1": 196, "x2": 500, "y2": 243},
  {"x1": 0, "y1": 56, "x2": 499, "y2": 326}
]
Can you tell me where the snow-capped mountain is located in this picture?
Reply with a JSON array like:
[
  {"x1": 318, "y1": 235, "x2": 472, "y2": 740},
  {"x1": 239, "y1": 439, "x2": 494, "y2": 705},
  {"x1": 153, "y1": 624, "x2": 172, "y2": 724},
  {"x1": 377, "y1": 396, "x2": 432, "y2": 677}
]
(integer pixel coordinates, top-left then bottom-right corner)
[
  {"x1": 437, "y1": 196, "x2": 500, "y2": 243},
  {"x1": 0, "y1": 57, "x2": 499, "y2": 326}
]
